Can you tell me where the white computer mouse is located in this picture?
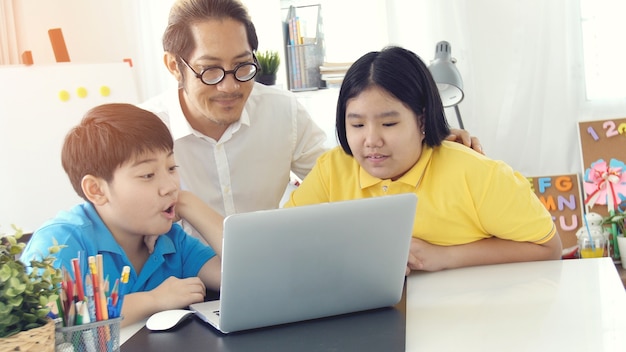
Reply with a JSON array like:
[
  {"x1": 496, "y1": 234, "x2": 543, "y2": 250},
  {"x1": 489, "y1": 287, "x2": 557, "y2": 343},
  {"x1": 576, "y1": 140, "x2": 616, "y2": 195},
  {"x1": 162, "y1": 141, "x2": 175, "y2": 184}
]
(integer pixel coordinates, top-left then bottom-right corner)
[{"x1": 146, "y1": 309, "x2": 195, "y2": 331}]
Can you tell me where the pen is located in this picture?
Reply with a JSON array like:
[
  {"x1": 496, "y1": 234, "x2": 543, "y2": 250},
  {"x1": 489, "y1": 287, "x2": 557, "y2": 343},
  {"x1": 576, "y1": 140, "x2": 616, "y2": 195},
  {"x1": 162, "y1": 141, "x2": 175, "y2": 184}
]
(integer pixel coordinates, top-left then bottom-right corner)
[
  {"x1": 72, "y1": 258, "x2": 85, "y2": 302},
  {"x1": 96, "y1": 254, "x2": 104, "y2": 288},
  {"x1": 70, "y1": 300, "x2": 82, "y2": 347},
  {"x1": 96, "y1": 254, "x2": 108, "y2": 320},
  {"x1": 59, "y1": 281, "x2": 70, "y2": 326},
  {"x1": 66, "y1": 300, "x2": 75, "y2": 327},
  {"x1": 57, "y1": 290, "x2": 66, "y2": 326},
  {"x1": 115, "y1": 266, "x2": 130, "y2": 318},
  {"x1": 83, "y1": 305, "x2": 98, "y2": 352},
  {"x1": 84, "y1": 275, "x2": 97, "y2": 323},
  {"x1": 104, "y1": 275, "x2": 110, "y2": 297},
  {"x1": 79, "y1": 302, "x2": 98, "y2": 352},
  {"x1": 107, "y1": 278, "x2": 119, "y2": 318},
  {"x1": 89, "y1": 256, "x2": 110, "y2": 350},
  {"x1": 74, "y1": 300, "x2": 84, "y2": 325},
  {"x1": 64, "y1": 268, "x2": 74, "y2": 305},
  {"x1": 110, "y1": 278, "x2": 119, "y2": 307},
  {"x1": 88, "y1": 256, "x2": 102, "y2": 321},
  {"x1": 61, "y1": 268, "x2": 73, "y2": 315},
  {"x1": 95, "y1": 255, "x2": 111, "y2": 346}
]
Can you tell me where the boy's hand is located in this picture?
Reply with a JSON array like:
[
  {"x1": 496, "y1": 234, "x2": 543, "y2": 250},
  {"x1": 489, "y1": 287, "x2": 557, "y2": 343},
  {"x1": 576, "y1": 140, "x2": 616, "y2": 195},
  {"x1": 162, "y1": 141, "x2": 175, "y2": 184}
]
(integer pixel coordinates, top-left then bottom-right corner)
[
  {"x1": 153, "y1": 276, "x2": 206, "y2": 310},
  {"x1": 119, "y1": 276, "x2": 207, "y2": 326},
  {"x1": 174, "y1": 190, "x2": 224, "y2": 258},
  {"x1": 446, "y1": 128, "x2": 484, "y2": 154}
]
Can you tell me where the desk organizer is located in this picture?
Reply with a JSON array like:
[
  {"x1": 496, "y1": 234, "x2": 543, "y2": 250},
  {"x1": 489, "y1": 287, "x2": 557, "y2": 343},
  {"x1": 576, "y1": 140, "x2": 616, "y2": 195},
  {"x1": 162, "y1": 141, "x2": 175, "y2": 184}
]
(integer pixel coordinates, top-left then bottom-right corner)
[
  {"x1": 55, "y1": 317, "x2": 122, "y2": 352},
  {"x1": 283, "y1": 4, "x2": 324, "y2": 91}
]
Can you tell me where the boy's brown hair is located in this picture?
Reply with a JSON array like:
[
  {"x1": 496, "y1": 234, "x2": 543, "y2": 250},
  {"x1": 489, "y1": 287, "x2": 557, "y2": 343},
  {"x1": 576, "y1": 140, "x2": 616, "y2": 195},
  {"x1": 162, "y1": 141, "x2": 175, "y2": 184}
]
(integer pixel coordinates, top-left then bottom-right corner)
[{"x1": 62, "y1": 103, "x2": 173, "y2": 201}]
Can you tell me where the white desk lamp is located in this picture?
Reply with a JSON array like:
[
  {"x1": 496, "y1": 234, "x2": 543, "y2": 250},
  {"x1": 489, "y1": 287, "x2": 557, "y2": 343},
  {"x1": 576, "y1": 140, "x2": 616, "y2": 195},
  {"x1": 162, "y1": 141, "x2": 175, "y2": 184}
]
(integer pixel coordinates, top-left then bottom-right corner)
[{"x1": 428, "y1": 41, "x2": 465, "y2": 129}]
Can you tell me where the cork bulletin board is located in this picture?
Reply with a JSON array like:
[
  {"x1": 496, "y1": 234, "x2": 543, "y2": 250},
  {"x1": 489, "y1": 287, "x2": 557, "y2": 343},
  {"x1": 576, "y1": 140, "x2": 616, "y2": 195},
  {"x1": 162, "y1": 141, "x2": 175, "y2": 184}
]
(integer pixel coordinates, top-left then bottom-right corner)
[
  {"x1": 577, "y1": 117, "x2": 626, "y2": 217},
  {"x1": 527, "y1": 174, "x2": 584, "y2": 249}
]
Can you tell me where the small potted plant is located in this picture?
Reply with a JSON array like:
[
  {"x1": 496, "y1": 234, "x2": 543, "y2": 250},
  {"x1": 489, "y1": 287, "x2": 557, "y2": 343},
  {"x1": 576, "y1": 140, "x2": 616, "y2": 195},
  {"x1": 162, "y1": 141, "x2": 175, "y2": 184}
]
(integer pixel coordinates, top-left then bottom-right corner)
[
  {"x1": 601, "y1": 210, "x2": 626, "y2": 268},
  {"x1": 255, "y1": 50, "x2": 281, "y2": 85},
  {"x1": 0, "y1": 225, "x2": 63, "y2": 351}
]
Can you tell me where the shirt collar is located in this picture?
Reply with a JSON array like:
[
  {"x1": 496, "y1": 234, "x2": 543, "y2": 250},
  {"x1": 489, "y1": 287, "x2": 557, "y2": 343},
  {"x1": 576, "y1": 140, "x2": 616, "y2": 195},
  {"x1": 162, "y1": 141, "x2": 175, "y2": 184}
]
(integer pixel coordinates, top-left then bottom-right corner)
[
  {"x1": 83, "y1": 203, "x2": 124, "y2": 254},
  {"x1": 151, "y1": 234, "x2": 176, "y2": 256},
  {"x1": 83, "y1": 202, "x2": 176, "y2": 256},
  {"x1": 167, "y1": 88, "x2": 193, "y2": 140},
  {"x1": 359, "y1": 145, "x2": 434, "y2": 189}
]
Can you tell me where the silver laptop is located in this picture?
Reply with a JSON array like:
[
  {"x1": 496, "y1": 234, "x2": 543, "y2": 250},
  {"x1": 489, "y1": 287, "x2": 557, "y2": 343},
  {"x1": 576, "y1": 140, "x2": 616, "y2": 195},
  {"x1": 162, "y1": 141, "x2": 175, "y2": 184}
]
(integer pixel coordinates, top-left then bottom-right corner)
[{"x1": 189, "y1": 193, "x2": 417, "y2": 333}]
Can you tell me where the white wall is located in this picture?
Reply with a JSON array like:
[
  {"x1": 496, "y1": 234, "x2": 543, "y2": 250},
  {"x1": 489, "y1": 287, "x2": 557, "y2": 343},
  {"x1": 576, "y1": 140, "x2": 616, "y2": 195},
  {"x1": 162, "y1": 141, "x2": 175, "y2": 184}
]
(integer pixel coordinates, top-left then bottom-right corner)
[
  {"x1": 242, "y1": 0, "x2": 291, "y2": 89},
  {"x1": 9, "y1": 0, "x2": 285, "y2": 100},
  {"x1": 8, "y1": 0, "x2": 393, "y2": 98},
  {"x1": 280, "y1": 0, "x2": 390, "y2": 63},
  {"x1": 0, "y1": 63, "x2": 139, "y2": 233},
  {"x1": 12, "y1": 0, "x2": 142, "y2": 98},
  {"x1": 13, "y1": 0, "x2": 137, "y2": 65}
]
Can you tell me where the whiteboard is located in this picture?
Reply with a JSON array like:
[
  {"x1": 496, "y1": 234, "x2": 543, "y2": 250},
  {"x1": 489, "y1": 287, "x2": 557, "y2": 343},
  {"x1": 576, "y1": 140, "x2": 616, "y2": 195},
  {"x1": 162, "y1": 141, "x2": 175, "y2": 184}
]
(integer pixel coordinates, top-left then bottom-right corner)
[{"x1": 0, "y1": 62, "x2": 138, "y2": 233}]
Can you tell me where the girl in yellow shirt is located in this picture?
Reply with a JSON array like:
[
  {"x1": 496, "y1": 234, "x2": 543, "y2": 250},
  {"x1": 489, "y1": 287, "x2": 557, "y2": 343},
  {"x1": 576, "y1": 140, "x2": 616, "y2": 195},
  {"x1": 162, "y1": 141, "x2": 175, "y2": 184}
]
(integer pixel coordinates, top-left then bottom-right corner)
[{"x1": 285, "y1": 46, "x2": 562, "y2": 273}]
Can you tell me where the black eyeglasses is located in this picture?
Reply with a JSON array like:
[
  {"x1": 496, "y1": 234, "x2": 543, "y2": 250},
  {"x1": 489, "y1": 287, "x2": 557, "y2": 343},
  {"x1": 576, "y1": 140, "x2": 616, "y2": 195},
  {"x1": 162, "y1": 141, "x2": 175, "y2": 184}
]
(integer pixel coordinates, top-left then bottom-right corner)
[{"x1": 179, "y1": 56, "x2": 259, "y2": 85}]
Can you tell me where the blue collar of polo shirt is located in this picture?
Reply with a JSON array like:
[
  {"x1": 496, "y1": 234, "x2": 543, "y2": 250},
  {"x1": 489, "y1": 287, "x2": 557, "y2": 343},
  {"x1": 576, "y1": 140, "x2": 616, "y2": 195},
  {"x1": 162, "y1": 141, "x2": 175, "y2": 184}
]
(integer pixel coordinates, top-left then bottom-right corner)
[{"x1": 81, "y1": 202, "x2": 176, "y2": 256}]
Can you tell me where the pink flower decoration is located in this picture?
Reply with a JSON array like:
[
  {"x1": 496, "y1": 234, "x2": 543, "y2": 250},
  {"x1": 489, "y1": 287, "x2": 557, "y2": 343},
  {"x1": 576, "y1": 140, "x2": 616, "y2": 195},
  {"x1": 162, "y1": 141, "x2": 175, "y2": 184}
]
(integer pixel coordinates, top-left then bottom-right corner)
[{"x1": 583, "y1": 158, "x2": 626, "y2": 212}]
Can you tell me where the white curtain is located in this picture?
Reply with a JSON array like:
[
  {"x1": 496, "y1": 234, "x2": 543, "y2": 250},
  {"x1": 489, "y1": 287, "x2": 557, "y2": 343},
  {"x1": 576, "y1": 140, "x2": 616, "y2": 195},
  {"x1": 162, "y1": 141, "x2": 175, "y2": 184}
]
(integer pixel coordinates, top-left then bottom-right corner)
[
  {"x1": 0, "y1": 0, "x2": 19, "y2": 65},
  {"x1": 386, "y1": 0, "x2": 626, "y2": 177},
  {"x1": 127, "y1": 0, "x2": 176, "y2": 102}
]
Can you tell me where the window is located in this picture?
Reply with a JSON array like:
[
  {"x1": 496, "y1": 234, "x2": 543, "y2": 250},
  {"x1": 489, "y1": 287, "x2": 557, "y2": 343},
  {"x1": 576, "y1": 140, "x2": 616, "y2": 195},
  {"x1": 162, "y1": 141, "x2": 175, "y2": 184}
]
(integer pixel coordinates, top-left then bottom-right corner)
[{"x1": 580, "y1": 0, "x2": 626, "y2": 100}]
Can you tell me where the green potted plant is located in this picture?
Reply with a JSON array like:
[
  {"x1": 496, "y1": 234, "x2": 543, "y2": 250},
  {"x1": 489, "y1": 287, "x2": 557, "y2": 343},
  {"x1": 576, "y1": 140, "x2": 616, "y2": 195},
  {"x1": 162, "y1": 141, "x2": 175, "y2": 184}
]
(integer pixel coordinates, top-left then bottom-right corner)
[
  {"x1": 601, "y1": 210, "x2": 626, "y2": 269},
  {"x1": 0, "y1": 225, "x2": 63, "y2": 351},
  {"x1": 255, "y1": 50, "x2": 280, "y2": 85}
]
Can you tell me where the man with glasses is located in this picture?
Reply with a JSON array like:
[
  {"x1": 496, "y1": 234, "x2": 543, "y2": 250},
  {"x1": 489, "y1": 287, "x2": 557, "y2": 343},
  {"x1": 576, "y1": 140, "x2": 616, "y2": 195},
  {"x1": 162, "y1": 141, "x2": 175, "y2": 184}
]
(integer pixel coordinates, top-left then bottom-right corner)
[
  {"x1": 140, "y1": 0, "x2": 319, "y2": 233},
  {"x1": 178, "y1": 56, "x2": 259, "y2": 86},
  {"x1": 140, "y1": 0, "x2": 482, "y2": 241}
]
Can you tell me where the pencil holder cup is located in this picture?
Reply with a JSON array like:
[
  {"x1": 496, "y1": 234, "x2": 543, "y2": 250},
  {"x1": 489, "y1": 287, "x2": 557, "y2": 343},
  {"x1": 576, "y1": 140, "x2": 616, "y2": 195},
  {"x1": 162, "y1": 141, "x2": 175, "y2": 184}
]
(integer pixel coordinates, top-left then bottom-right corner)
[{"x1": 55, "y1": 316, "x2": 123, "y2": 352}]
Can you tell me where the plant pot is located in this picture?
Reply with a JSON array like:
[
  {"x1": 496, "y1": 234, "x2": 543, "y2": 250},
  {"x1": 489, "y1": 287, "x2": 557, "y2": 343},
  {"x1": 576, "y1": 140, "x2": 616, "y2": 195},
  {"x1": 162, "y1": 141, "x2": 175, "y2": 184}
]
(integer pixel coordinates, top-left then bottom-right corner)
[
  {"x1": 617, "y1": 235, "x2": 626, "y2": 269},
  {"x1": 256, "y1": 74, "x2": 277, "y2": 86},
  {"x1": 0, "y1": 318, "x2": 55, "y2": 352}
]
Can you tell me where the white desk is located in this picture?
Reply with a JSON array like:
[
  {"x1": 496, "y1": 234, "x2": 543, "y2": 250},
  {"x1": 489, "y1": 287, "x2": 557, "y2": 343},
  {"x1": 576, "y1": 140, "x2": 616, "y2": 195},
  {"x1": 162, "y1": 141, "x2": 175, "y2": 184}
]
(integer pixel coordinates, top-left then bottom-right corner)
[{"x1": 406, "y1": 258, "x2": 626, "y2": 352}]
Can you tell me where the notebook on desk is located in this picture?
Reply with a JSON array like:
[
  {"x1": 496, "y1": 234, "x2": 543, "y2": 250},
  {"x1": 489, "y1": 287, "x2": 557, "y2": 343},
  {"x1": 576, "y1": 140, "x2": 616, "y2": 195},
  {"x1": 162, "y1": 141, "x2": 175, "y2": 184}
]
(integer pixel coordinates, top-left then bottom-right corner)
[{"x1": 190, "y1": 193, "x2": 417, "y2": 334}]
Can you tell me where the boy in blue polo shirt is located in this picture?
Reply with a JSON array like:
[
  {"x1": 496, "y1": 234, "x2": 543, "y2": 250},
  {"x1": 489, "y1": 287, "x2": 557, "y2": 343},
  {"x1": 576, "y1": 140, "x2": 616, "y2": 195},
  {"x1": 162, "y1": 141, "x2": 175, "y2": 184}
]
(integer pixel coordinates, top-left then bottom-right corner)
[{"x1": 22, "y1": 103, "x2": 223, "y2": 326}]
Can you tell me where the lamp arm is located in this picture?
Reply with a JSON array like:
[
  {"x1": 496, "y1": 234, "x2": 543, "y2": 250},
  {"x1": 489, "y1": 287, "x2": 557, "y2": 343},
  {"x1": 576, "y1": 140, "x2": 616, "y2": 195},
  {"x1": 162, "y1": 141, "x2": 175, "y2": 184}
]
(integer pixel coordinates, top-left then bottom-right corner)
[{"x1": 454, "y1": 105, "x2": 464, "y2": 129}]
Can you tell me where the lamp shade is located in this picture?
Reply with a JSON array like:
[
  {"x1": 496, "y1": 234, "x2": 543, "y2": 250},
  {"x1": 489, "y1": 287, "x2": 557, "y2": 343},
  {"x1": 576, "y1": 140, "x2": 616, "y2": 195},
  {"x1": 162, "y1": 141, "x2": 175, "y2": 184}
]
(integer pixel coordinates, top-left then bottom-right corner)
[{"x1": 428, "y1": 41, "x2": 464, "y2": 107}]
